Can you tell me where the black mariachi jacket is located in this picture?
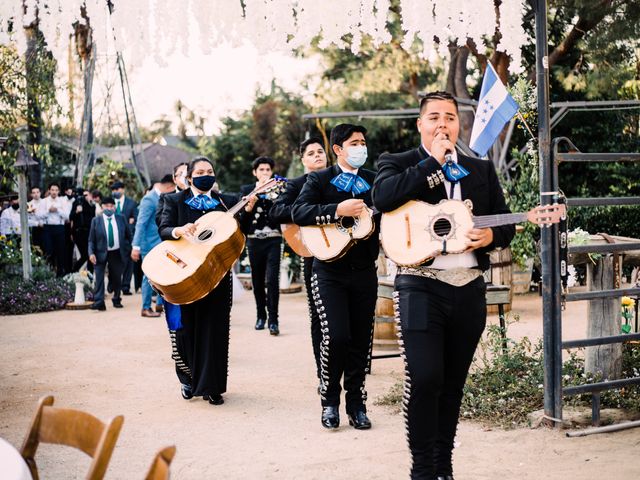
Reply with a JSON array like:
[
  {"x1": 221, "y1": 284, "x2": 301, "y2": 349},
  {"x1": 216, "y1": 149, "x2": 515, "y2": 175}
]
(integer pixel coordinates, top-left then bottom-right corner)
[
  {"x1": 291, "y1": 164, "x2": 379, "y2": 270},
  {"x1": 269, "y1": 174, "x2": 307, "y2": 224},
  {"x1": 158, "y1": 188, "x2": 239, "y2": 241},
  {"x1": 371, "y1": 146, "x2": 515, "y2": 271},
  {"x1": 239, "y1": 183, "x2": 281, "y2": 236}
]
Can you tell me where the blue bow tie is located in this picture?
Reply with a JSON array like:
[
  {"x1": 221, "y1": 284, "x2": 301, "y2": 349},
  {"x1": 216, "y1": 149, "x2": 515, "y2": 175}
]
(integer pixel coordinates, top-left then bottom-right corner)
[
  {"x1": 185, "y1": 194, "x2": 220, "y2": 211},
  {"x1": 442, "y1": 160, "x2": 469, "y2": 183},
  {"x1": 330, "y1": 172, "x2": 371, "y2": 195}
]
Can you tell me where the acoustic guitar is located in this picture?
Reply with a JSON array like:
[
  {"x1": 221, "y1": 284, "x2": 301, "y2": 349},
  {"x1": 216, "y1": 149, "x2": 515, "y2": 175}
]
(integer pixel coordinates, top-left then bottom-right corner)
[
  {"x1": 300, "y1": 207, "x2": 375, "y2": 262},
  {"x1": 143, "y1": 178, "x2": 282, "y2": 305},
  {"x1": 281, "y1": 223, "x2": 312, "y2": 257},
  {"x1": 380, "y1": 199, "x2": 565, "y2": 267}
]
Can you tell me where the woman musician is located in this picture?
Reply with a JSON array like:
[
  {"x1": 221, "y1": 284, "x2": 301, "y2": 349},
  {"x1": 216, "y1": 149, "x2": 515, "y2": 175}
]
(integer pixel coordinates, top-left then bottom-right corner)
[{"x1": 158, "y1": 156, "x2": 239, "y2": 405}]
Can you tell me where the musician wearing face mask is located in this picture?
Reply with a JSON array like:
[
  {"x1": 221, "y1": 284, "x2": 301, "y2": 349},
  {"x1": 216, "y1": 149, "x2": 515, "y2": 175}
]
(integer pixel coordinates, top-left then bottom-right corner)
[
  {"x1": 292, "y1": 123, "x2": 379, "y2": 431},
  {"x1": 371, "y1": 91, "x2": 515, "y2": 480},
  {"x1": 158, "y1": 157, "x2": 239, "y2": 406},
  {"x1": 240, "y1": 157, "x2": 282, "y2": 336},
  {"x1": 269, "y1": 137, "x2": 328, "y2": 385}
]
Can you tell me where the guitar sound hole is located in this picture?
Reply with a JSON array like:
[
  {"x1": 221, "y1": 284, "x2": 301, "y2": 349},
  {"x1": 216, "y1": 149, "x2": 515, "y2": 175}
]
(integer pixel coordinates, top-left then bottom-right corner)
[
  {"x1": 340, "y1": 216, "x2": 355, "y2": 229},
  {"x1": 432, "y1": 218, "x2": 452, "y2": 238},
  {"x1": 198, "y1": 229, "x2": 213, "y2": 241}
]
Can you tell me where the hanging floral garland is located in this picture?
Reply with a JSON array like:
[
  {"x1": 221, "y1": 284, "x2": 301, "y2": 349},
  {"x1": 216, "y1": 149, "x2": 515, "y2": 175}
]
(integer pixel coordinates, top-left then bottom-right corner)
[{"x1": 1, "y1": 0, "x2": 528, "y2": 72}]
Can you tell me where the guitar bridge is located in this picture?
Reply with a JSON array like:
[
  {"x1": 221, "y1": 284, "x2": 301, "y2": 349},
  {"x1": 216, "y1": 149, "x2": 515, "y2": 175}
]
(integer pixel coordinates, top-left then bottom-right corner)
[{"x1": 165, "y1": 250, "x2": 187, "y2": 268}]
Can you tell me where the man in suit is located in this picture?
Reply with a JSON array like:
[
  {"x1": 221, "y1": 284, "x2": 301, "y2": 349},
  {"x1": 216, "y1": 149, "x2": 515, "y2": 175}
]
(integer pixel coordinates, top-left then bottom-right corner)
[
  {"x1": 240, "y1": 157, "x2": 282, "y2": 336},
  {"x1": 371, "y1": 91, "x2": 515, "y2": 480},
  {"x1": 156, "y1": 162, "x2": 188, "y2": 227},
  {"x1": 70, "y1": 188, "x2": 96, "y2": 272},
  {"x1": 270, "y1": 137, "x2": 328, "y2": 383},
  {"x1": 110, "y1": 181, "x2": 137, "y2": 295},
  {"x1": 88, "y1": 196, "x2": 133, "y2": 311},
  {"x1": 292, "y1": 124, "x2": 379, "y2": 431},
  {"x1": 132, "y1": 174, "x2": 176, "y2": 317}
]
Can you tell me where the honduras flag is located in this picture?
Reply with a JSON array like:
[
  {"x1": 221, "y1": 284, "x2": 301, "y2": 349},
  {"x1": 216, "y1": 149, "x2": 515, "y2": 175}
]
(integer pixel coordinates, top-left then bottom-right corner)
[{"x1": 469, "y1": 62, "x2": 519, "y2": 157}]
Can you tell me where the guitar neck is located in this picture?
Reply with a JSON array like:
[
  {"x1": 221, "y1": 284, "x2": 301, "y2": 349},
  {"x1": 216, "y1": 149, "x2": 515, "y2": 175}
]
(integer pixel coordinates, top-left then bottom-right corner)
[
  {"x1": 473, "y1": 212, "x2": 528, "y2": 229},
  {"x1": 228, "y1": 199, "x2": 248, "y2": 217}
]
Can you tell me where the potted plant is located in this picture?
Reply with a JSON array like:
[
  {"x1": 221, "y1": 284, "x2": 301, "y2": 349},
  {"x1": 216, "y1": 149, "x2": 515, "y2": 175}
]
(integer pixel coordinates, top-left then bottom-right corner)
[{"x1": 64, "y1": 270, "x2": 93, "y2": 305}]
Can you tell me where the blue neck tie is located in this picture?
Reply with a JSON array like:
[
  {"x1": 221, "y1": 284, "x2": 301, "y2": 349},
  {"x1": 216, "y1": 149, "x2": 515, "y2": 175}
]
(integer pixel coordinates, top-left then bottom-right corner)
[
  {"x1": 442, "y1": 160, "x2": 469, "y2": 183},
  {"x1": 185, "y1": 194, "x2": 220, "y2": 211},
  {"x1": 330, "y1": 172, "x2": 371, "y2": 195}
]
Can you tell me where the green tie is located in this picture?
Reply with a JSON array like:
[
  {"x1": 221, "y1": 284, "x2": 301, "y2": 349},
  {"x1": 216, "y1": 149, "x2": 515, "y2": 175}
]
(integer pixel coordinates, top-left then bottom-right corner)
[
  {"x1": 116, "y1": 201, "x2": 121, "y2": 214},
  {"x1": 107, "y1": 217, "x2": 114, "y2": 248}
]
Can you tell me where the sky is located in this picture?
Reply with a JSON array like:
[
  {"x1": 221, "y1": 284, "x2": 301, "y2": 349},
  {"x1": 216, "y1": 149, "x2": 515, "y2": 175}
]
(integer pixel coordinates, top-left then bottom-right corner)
[{"x1": 67, "y1": 42, "x2": 322, "y2": 137}]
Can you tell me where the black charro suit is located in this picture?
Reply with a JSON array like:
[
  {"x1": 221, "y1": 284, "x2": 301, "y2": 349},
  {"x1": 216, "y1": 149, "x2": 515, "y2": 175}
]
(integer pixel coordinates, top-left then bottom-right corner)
[
  {"x1": 372, "y1": 146, "x2": 515, "y2": 479},
  {"x1": 270, "y1": 174, "x2": 322, "y2": 378},
  {"x1": 158, "y1": 188, "x2": 239, "y2": 398},
  {"x1": 291, "y1": 165, "x2": 379, "y2": 413},
  {"x1": 240, "y1": 183, "x2": 282, "y2": 328}
]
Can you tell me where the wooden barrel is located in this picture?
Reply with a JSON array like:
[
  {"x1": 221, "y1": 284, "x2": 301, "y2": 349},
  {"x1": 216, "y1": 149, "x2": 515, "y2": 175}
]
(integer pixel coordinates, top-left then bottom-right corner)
[
  {"x1": 488, "y1": 248, "x2": 512, "y2": 313},
  {"x1": 374, "y1": 278, "x2": 399, "y2": 350}
]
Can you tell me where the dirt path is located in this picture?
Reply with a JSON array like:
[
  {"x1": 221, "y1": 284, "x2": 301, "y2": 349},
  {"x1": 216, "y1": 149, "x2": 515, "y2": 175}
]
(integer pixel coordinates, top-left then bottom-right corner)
[{"x1": 1, "y1": 287, "x2": 638, "y2": 479}]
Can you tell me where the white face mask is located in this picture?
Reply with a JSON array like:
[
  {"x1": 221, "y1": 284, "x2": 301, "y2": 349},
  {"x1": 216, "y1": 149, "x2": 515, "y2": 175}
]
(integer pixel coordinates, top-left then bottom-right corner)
[{"x1": 345, "y1": 145, "x2": 368, "y2": 168}]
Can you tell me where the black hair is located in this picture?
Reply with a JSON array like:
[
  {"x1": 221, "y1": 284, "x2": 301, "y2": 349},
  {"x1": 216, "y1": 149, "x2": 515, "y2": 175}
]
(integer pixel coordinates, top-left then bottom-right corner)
[
  {"x1": 187, "y1": 156, "x2": 214, "y2": 178},
  {"x1": 48, "y1": 182, "x2": 60, "y2": 190},
  {"x1": 102, "y1": 196, "x2": 115, "y2": 206},
  {"x1": 173, "y1": 162, "x2": 188, "y2": 177},
  {"x1": 329, "y1": 124, "x2": 367, "y2": 149},
  {"x1": 159, "y1": 174, "x2": 175, "y2": 184},
  {"x1": 91, "y1": 189, "x2": 102, "y2": 199},
  {"x1": 252, "y1": 156, "x2": 275, "y2": 170},
  {"x1": 299, "y1": 137, "x2": 325, "y2": 157},
  {"x1": 419, "y1": 91, "x2": 459, "y2": 115}
]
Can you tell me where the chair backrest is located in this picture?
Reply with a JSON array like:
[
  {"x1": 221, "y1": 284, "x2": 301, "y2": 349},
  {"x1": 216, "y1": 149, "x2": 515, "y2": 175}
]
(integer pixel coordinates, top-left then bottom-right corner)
[
  {"x1": 144, "y1": 446, "x2": 176, "y2": 480},
  {"x1": 20, "y1": 395, "x2": 124, "y2": 480}
]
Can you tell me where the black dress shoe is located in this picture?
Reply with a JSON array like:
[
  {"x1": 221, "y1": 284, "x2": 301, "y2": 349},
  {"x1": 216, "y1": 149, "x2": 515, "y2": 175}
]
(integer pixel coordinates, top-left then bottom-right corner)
[
  {"x1": 255, "y1": 318, "x2": 266, "y2": 330},
  {"x1": 206, "y1": 394, "x2": 224, "y2": 405},
  {"x1": 122, "y1": 290, "x2": 132, "y2": 296},
  {"x1": 112, "y1": 300, "x2": 123, "y2": 308},
  {"x1": 90, "y1": 301, "x2": 106, "y2": 311},
  {"x1": 435, "y1": 476, "x2": 454, "y2": 480},
  {"x1": 181, "y1": 384, "x2": 193, "y2": 400},
  {"x1": 269, "y1": 324, "x2": 279, "y2": 336},
  {"x1": 321, "y1": 406, "x2": 340, "y2": 429},
  {"x1": 347, "y1": 408, "x2": 372, "y2": 430}
]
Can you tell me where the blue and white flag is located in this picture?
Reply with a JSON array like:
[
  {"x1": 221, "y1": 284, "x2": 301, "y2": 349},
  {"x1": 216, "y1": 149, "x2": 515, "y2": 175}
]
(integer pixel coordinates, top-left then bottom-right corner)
[{"x1": 469, "y1": 62, "x2": 519, "y2": 158}]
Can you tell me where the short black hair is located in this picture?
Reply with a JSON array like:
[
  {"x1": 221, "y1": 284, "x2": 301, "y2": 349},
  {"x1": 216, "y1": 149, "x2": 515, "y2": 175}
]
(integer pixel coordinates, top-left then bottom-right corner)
[
  {"x1": 329, "y1": 124, "x2": 367, "y2": 149},
  {"x1": 102, "y1": 196, "x2": 115, "y2": 206},
  {"x1": 252, "y1": 156, "x2": 275, "y2": 170},
  {"x1": 173, "y1": 162, "x2": 188, "y2": 177},
  {"x1": 48, "y1": 182, "x2": 60, "y2": 190},
  {"x1": 91, "y1": 189, "x2": 102, "y2": 199},
  {"x1": 159, "y1": 174, "x2": 175, "y2": 184},
  {"x1": 419, "y1": 91, "x2": 458, "y2": 115},
  {"x1": 299, "y1": 137, "x2": 324, "y2": 157},
  {"x1": 187, "y1": 156, "x2": 214, "y2": 178},
  {"x1": 110, "y1": 180, "x2": 125, "y2": 190}
]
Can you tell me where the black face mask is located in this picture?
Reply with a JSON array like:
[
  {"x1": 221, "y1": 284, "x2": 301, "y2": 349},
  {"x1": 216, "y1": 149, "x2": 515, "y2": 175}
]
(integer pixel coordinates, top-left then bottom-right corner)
[
  {"x1": 11, "y1": 204, "x2": 19, "y2": 210},
  {"x1": 192, "y1": 175, "x2": 216, "y2": 192}
]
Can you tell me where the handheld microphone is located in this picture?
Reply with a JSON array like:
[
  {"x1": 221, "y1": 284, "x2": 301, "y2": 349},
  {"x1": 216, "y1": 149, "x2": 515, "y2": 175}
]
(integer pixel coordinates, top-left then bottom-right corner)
[{"x1": 444, "y1": 150, "x2": 453, "y2": 164}]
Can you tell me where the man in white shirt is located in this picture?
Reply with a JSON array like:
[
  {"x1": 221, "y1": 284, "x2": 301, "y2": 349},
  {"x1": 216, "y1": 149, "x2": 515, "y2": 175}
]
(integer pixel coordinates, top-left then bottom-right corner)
[
  {"x1": 0, "y1": 196, "x2": 21, "y2": 236},
  {"x1": 27, "y1": 186, "x2": 44, "y2": 250},
  {"x1": 37, "y1": 183, "x2": 71, "y2": 277}
]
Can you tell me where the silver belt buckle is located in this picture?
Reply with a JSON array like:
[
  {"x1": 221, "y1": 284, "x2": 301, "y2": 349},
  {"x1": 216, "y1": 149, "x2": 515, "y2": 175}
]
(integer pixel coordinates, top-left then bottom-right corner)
[
  {"x1": 434, "y1": 267, "x2": 482, "y2": 287},
  {"x1": 255, "y1": 232, "x2": 268, "y2": 239}
]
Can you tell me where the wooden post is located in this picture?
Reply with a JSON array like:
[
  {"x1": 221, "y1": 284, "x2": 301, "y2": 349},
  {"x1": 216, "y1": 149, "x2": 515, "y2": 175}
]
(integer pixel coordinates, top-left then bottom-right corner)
[
  {"x1": 585, "y1": 254, "x2": 622, "y2": 379},
  {"x1": 17, "y1": 169, "x2": 32, "y2": 281}
]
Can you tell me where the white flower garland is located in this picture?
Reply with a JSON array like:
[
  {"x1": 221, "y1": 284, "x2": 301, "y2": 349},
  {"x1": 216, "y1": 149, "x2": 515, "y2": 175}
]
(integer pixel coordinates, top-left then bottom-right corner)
[{"x1": 1, "y1": 0, "x2": 528, "y2": 72}]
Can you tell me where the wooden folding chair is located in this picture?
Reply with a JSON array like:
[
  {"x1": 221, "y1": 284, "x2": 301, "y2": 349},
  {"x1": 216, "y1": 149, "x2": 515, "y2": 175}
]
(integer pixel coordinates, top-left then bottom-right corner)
[
  {"x1": 20, "y1": 395, "x2": 124, "y2": 480},
  {"x1": 144, "y1": 446, "x2": 176, "y2": 480}
]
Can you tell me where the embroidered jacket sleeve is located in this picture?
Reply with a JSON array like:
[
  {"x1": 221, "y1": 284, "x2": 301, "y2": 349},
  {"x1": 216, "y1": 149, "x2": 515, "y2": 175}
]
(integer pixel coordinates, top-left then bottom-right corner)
[
  {"x1": 269, "y1": 178, "x2": 301, "y2": 224},
  {"x1": 372, "y1": 151, "x2": 445, "y2": 212},
  {"x1": 291, "y1": 172, "x2": 339, "y2": 226}
]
